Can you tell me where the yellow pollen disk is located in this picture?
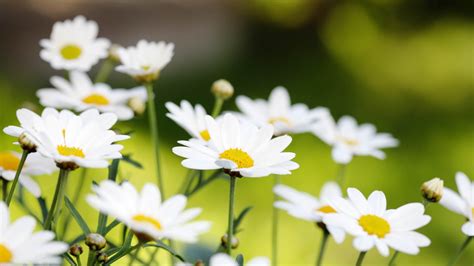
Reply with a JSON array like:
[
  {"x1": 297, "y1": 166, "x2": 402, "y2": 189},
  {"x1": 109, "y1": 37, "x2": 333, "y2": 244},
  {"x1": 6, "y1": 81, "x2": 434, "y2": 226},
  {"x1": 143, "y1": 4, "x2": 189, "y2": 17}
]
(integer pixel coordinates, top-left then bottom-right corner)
[
  {"x1": 219, "y1": 148, "x2": 254, "y2": 169},
  {"x1": 57, "y1": 145, "x2": 85, "y2": 158},
  {"x1": 82, "y1": 93, "x2": 110, "y2": 106},
  {"x1": 60, "y1": 44, "x2": 82, "y2": 60},
  {"x1": 0, "y1": 244, "x2": 12, "y2": 263},
  {"x1": 141, "y1": 65, "x2": 151, "y2": 71},
  {"x1": 0, "y1": 152, "x2": 20, "y2": 171},
  {"x1": 133, "y1": 214, "x2": 162, "y2": 231},
  {"x1": 317, "y1": 205, "x2": 336, "y2": 214},
  {"x1": 199, "y1": 130, "x2": 211, "y2": 141},
  {"x1": 358, "y1": 214, "x2": 391, "y2": 238},
  {"x1": 268, "y1": 116, "x2": 291, "y2": 126}
]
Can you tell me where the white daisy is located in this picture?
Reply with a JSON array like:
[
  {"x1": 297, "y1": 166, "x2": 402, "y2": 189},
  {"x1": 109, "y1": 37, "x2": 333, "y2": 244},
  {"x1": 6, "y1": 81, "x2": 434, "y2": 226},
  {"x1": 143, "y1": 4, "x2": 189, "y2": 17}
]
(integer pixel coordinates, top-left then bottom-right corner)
[
  {"x1": 3, "y1": 108, "x2": 128, "y2": 170},
  {"x1": 273, "y1": 182, "x2": 345, "y2": 243},
  {"x1": 235, "y1": 86, "x2": 328, "y2": 136},
  {"x1": 439, "y1": 172, "x2": 474, "y2": 236},
  {"x1": 165, "y1": 100, "x2": 211, "y2": 142},
  {"x1": 0, "y1": 151, "x2": 56, "y2": 197},
  {"x1": 323, "y1": 188, "x2": 431, "y2": 256},
  {"x1": 37, "y1": 71, "x2": 147, "y2": 120},
  {"x1": 312, "y1": 114, "x2": 399, "y2": 164},
  {"x1": 87, "y1": 180, "x2": 211, "y2": 243},
  {"x1": 115, "y1": 40, "x2": 174, "y2": 83},
  {"x1": 172, "y1": 114, "x2": 299, "y2": 178},
  {"x1": 39, "y1": 15, "x2": 110, "y2": 71},
  {"x1": 209, "y1": 253, "x2": 270, "y2": 266},
  {"x1": 0, "y1": 202, "x2": 69, "y2": 263}
]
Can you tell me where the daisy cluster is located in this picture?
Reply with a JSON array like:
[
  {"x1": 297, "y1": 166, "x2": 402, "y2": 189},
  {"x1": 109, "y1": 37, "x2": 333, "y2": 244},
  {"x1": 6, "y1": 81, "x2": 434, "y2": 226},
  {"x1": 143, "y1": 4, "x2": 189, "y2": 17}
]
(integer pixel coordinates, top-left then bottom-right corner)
[{"x1": 0, "y1": 15, "x2": 471, "y2": 266}]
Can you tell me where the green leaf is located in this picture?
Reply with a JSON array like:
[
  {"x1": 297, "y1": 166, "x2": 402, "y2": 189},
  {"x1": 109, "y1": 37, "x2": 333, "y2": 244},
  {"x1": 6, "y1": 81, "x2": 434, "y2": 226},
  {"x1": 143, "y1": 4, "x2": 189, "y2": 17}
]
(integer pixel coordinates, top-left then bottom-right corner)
[
  {"x1": 63, "y1": 253, "x2": 77, "y2": 266},
  {"x1": 121, "y1": 154, "x2": 143, "y2": 169},
  {"x1": 144, "y1": 241, "x2": 186, "y2": 262},
  {"x1": 37, "y1": 197, "x2": 48, "y2": 223},
  {"x1": 64, "y1": 197, "x2": 91, "y2": 234},
  {"x1": 104, "y1": 219, "x2": 121, "y2": 235},
  {"x1": 233, "y1": 206, "x2": 253, "y2": 232},
  {"x1": 236, "y1": 254, "x2": 244, "y2": 266},
  {"x1": 107, "y1": 159, "x2": 120, "y2": 181}
]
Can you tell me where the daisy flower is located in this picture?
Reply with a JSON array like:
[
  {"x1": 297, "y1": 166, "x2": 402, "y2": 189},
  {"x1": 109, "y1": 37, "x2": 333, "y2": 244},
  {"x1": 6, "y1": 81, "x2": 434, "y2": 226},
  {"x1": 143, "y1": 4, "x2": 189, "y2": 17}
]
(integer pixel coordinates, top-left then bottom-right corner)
[
  {"x1": 209, "y1": 253, "x2": 270, "y2": 266},
  {"x1": 37, "y1": 71, "x2": 147, "y2": 120},
  {"x1": 235, "y1": 86, "x2": 328, "y2": 136},
  {"x1": 40, "y1": 15, "x2": 110, "y2": 71},
  {"x1": 0, "y1": 202, "x2": 69, "y2": 263},
  {"x1": 115, "y1": 40, "x2": 174, "y2": 83},
  {"x1": 312, "y1": 114, "x2": 398, "y2": 164},
  {"x1": 87, "y1": 180, "x2": 211, "y2": 243},
  {"x1": 172, "y1": 114, "x2": 299, "y2": 178},
  {"x1": 439, "y1": 172, "x2": 473, "y2": 236},
  {"x1": 165, "y1": 100, "x2": 211, "y2": 142},
  {"x1": 273, "y1": 182, "x2": 345, "y2": 243},
  {"x1": 0, "y1": 151, "x2": 56, "y2": 197},
  {"x1": 3, "y1": 108, "x2": 128, "y2": 170},
  {"x1": 323, "y1": 188, "x2": 431, "y2": 256}
]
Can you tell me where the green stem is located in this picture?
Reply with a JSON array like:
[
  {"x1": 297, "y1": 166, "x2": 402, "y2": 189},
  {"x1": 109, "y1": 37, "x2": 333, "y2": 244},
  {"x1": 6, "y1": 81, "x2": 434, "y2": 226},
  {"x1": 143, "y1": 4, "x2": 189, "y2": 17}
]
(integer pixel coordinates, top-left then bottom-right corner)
[
  {"x1": 145, "y1": 83, "x2": 165, "y2": 199},
  {"x1": 106, "y1": 230, "x2": 134, "y2": 265},
  {"x1": 226, "y1": 176, "x2": 237, "y2": 255},
  {"x1": 316, "y1": 230, "x2": 330, "y2": 266},
  {"x1": 2, "y1": 178, "x2": 7, "y2": 201},
  {"x1": 185, "y1": 170, "x2": 222, "y2": 197},
  {"x1": 388, "y1": 251, "x2": 399, "y2": 266},
  {"x1": 44, "y1": 169, "x2": 70, "y2": 230},
  {"x1": 95, "y1": 58, "x2": 115, "y2": 83},
  {"x1": 129, "y1": 244, "x2": 142, "y2": 266},
  {"x1": 76, "y1": 256, "x2": 82, "y2": 266},
  {"x1": 356, "y1": 251, "x2": 367, "y2": 266},
  {"x1": 61, "y1": 168, "x2": 88, "y2": 238},
  {"x1": 447, "y1": 236, "x2": 472, "y2": 266},
  {"x1": 86, "y1": 250, "x2": 96, "y2": 266},
  {"x1": 272, "y1": 175, "x2": 281, "y2": 266},
  {"x1": 5, "y1": 150, "x2": 28, "y2": 206},
  {"x1": 211, "y1": 97, "x2": 224, "y2": 117},
  {"x1": 335, "y1": 164, "x2": 347, "y2": 188}
]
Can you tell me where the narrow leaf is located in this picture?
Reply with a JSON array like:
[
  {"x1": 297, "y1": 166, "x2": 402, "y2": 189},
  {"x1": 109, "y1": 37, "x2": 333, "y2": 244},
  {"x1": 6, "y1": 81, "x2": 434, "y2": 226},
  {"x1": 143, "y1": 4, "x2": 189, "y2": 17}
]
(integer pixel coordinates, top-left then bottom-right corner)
[
  {"x1": 64, "y1": 197, "x2": 91, "y2": 234},
  {"x1": 144, "y1": 241, "x2": 186, "y2": 262},
  {"x1": 236, "y1": 254, "x2": 244, "y2": 266},
  {"x1": 121, "y1": 154, "x2": 143, "y2": 169},
  {"x1": 104, "y1": 219, "x2": 121, "y2": 235},
  {"x1": 233, "y1": 206, "x2": 253, "y2": 232}
]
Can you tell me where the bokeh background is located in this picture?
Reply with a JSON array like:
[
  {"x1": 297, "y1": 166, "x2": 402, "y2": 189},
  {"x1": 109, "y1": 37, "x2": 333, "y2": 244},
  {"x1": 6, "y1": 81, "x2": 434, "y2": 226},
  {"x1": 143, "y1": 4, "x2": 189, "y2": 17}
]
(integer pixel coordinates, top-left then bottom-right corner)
[{"x1": 1, "y1": 0, "x2": 473, "y2": 265}]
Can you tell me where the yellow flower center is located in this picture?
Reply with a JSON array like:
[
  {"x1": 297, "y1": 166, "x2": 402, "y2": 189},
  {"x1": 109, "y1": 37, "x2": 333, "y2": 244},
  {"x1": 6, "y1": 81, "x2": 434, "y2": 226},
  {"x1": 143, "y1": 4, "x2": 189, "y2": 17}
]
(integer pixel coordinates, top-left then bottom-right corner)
[
  {"x1": 82, "y1": 93, "x2": 110, "y2": 106},
  {"x1": 57, "y1": 145, "x2": 85, "y2": 158},
  {"x1": 133, "y1": 214, "x2": 162, "y2": 231},
  {"x1": 338, "y1": 136, "x2": 359, "y2": 146},
  {"x1": 317, "y1": 205, "x2": 336, "y2": 214},
  {"x1": 141, "y1": 65, "x2": 151, "y2": 71},
  {"x1": 219, "y1": 148, "x2": 254, "y2": 168},
  {"x1": 199, "y1": 130, "x2": 211, "y2": 141},
  {"x1": 268, "y1": 117, "x2": 291, "y2": 126},
  {"x1": 358, "y1": 214, "x2": 390, "y2": 238},
  {"x1": 0, "y1": 152, "x2": 20, "y2": 171},
  {"x1": 60, "y1": 44, "x2": 82, "y2": 60},
  {"x1": 0, "y1": 244, "x2": 12, "y2": 263}
]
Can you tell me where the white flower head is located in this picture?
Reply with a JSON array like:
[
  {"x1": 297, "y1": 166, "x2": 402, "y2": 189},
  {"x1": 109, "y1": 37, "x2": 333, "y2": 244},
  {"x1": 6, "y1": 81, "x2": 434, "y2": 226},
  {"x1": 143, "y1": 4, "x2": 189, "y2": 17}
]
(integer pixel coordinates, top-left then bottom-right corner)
[
  {"x1": 87, "y1": 181, "x2": 211, "y2": 243},
  {"x1": 166, "y1": 100, "x2": 211, "y2": 142},
  {"x1": 0, "y1": 202, "x2": 69, "y2": 263},
  {"x1": 209, "y1": 253, "x2": 270, "y2": 266},
  {"x1": 40, "y1": 15, "x2": 110, "y2": 71},
  {"x1": 312, "y1": 114, "x2": 399, "y2": 164},
  {"x1": 323, "y1": 188, "x2": 431, "y2": 256},
  {"x1": 274, "y1": 182, "x2": 345, "y2": 243},
  {"x1": 172, "y1": 114, "x2": 299, "y2": 178},
  {"x1": 235, "y1": 86, "x2": 328, "y2": 136},
  {"x1": 0, "y1": 151, "x2": 56, "y2": 197},
  {"x1": 115, "y1": 40, "x2": 174, "y2": 83},
  {"x1": 3, "y1": 108, "x2": 128, "y2": 170},
  {"x1": 439, "y1": 172, "x2": 474, "y2": 236},
  {"x1": 37, "y1": 71, "x2": 147, "y2": 120}
]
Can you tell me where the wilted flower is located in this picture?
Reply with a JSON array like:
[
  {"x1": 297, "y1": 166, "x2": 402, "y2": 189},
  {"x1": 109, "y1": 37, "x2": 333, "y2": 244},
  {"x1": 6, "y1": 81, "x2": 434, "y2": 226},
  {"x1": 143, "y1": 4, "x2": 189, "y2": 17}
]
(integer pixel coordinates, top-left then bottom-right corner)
[
  {"x1": 39, "y1": 16, "x2": 110, "y2": 71},
  {"x1": 421, "y1": 177, "x2": 444, "y2": 203},
  {"x1": 165, "y1": 100, "x2": 212, "y2": 142},
  {"x1": 212, "y1": 79, "x2": 234, "y2": 100}
]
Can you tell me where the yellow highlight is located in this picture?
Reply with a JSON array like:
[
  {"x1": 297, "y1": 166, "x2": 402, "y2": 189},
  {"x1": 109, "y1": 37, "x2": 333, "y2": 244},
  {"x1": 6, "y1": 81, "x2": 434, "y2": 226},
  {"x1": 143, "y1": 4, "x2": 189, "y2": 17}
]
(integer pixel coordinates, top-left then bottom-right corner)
[
  {"x1": 82, "y1": 93, "x2": 110, "y2": 106},
  {"x1": 60, "y1": 44, "x2": 82, "y2": 60},
  {"x1": 358, "y1": 214, "x2": 390, "y2": 238},
  {"x1": 0, "y1": 152, "x2": 20, "y2": 171},
  {"x1": 268, "y1": 116, "x2": 291, "y2": 126},
  {"x1": 199, "y1": 130, "x2": 211, "y2": 141},
  {"x1": 317, "y1": 205, "x2": 336, "y2": 214},
  {"x1": 133, "y1": 214, "x2": 162, "y2": 231},
  {"x1": 0, "y1": 244, "x2": 12, "y2": 263},
  {"x1": 219, "y1": 148, "x2": 254, "y2": 168},
  {"x1": 57, "y1": 145, "x2": 85, "y2": 158}
]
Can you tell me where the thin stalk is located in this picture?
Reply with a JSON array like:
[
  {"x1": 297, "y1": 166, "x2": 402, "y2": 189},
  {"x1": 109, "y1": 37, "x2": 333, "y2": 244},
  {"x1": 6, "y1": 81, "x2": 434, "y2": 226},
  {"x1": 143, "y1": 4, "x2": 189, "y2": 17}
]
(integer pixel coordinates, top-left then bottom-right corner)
[
  {"x1": 95, "y1": 58, "x2": 115, "y2": 83},
  {"x1": 316, "y1": 230, "x2": 330, "y2": 266},
  {"x1": 61, "y1": 168, "x2": 87, "y2": 238},
  {"x1": 145, "y1": 83, "x2": 165, "y2": 198},
  {"x1": 5, "y1": 150, "x2": 28, "y2": 206},
  {"x1": 447, "y1": 236, "x2": 472, "y2": 266},
  {"x1": 2, "y1": 178, "x2": 7, "y2": 201},
  {"x1": 211, "y1": 97, "x2": 224, "y2": 117},
  {"x1": 356, "y1": 251, "x2": 367, "y2": 266},
  {"x1": 105, "y1": 230, "x2": 134, "y2": 265},
  {"x1": 129, "y1": 244, "x2": 142, "y2": 266},
  {"x1": 335, "y1": 164, "x2": 347, "y2": 188},
  {"x1": 86, "y1": 250, "x2": 96, "y2": 266},
  {"x1": 226, "y1": 176, "x2": 237, "y2": 255},
  {"x1": 272, "y1": 175, "x2": 281, "y2": 266},
  {"x1": 44, "y1": 169, "x2": 70, "y2": 230},
  {"x1": 186, "y1": 170, "x2": 222, "y2": 197},
  {"x1": 388, "y1": 251, "x2": 399, "y2": 266},
  {"x1": 76, "y1": 256, "x2": 82, "y2": 266}
]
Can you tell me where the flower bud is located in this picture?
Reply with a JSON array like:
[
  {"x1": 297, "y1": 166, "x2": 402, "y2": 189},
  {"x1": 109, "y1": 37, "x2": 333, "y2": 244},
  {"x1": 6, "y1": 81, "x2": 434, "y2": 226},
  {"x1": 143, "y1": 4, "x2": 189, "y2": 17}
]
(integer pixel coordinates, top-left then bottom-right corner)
[
  {"x1": 194, "y1": 260, "x2": 205, "y2": 266},
  {"x1": 69, "y1": 244, "x2": 83, "y2": 257},
  {"x1": 421, "y1": 177, "x2": 444, "y2": 203},
  {"x1": 211, "y1": 79, "x2": 234, "y2": 100},
  {"x1": 128, "y1": 97, "x2": 146, "y2": 116},
  {"x1": 85, "y1": 233, "x2": 107, "y2": 251},
  {"x1": 96, "y1": 252, "x2": 109, "y2": 263},
  {"x1": 18, "y1": 133, "x2": 37, "y2": 153},
  {"x1": 221, "y1": 234, "x2": 239, "y2": 249},
  {"x1": 108, "y1": 44, "x2": 122, "y2": 63}
]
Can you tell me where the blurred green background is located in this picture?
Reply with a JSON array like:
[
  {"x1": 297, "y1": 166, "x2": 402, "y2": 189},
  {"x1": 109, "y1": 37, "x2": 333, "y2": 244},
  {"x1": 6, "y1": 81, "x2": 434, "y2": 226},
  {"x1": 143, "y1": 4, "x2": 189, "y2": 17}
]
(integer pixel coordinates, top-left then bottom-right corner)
[{"x1": 1, "y1": 0, "x2": 473, "y2": 265}]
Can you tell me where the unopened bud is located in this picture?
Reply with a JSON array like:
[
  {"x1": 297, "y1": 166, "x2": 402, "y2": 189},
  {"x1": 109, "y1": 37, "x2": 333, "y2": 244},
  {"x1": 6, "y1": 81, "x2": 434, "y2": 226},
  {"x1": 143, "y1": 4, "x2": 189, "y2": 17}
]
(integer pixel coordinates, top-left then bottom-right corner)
[
  {"x1": 96, "y1": 252, "x2": 109, "y2": 263},
  {"x1": 69, "y1": 244, "x2": 83, "y2": 257},
  {"x1": 211, "y1": 79, "x2": 234, "y2": 100},
  {"x1": 108, "y1": 44, "x2": 122, "y2": 63},
  {"x1": 85, "y1": 233, "x2": 107, "y2": 251},
  {"x1": 421, "y1": 177, "x2": 444, "y2": 203},
  {"x1": 18, "y1": 133, "x2": 37, "y2": 153},
  {"x1": 128, "y1": 97, "x2": 146, "y2": 116},
  {"x1": 221, "y1": 234, "x2": 239, "y2": 249},
  {"x1": 194, "y1": 260, "x2": 205, "y2": 266}
]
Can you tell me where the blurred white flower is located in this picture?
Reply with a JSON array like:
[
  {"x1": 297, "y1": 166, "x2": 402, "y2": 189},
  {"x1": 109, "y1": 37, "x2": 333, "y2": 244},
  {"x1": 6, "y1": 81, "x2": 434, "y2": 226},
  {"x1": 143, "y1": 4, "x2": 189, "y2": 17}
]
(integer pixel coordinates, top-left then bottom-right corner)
[
  {"x1": 323, "y1": 188, "x2": 431, "y2": 257},
  {"x1": 166, "y1": 100, "x2": 212, "y2": 142},
  {"x1": 235, "y1": 86, "x2": 328, "y2": 136},
  {"x1": 172, "y1": 114, "x2": 299, "y2": 178},
  {"x1": 87, "y1": 180, "x2": 211, "y2": 243},
  {"x1": 312, "y1": 114, "x2": 398, "y2": 164},
  {"x1": 439, "y1": 172, "x2": 474, "y2": 236},
  {"x1": 37, "y1": 71, "x2": 147, "y2": 120},
  {"x1": 0, "y1": 202, "x2": 69, "y2": 263},
  {"x1": 0, "y1": 151, "x2": 56, "y2": 197},
  {"x1": 209, "y1": 253, "x2": 270, "y2": 266},
  {"x1": 40, "y1": 15, "x2": 110, "y2": 71},
  {"x1": 274, "y1": 182, "x2": 345, "y2": 243},
  {"x1": 115, "y1": 40, "x2": 174, "y2": 83}
]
